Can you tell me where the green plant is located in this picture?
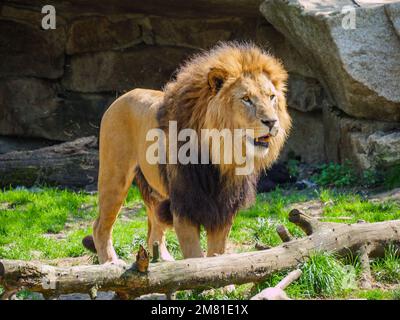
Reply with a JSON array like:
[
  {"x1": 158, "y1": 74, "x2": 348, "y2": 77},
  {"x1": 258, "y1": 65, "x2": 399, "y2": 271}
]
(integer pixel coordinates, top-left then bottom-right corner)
[
  {"x1": 357, "y1": 289, "x2": 392, "y2": 300},
  {"x1": 287, "y1": 159, "x2": 300, "y2": 178},
  {"x1": 312, "y1": 162, "x2": 358, "y2": 188},
  {"x1": 384, "y1": 165, "x2": 400, "y2": 189},
  {"x1": 372, "y1": 244, "x2": 400, "y2": 283},
  {"x1": 299, "y1": 252, "x2": 347, "y2": 297},
  {"x1": 361, "y1": 169, "x2": 381, "y2": 188},
  {"x1": 319, "y1": 190, "x2": 400, "y2": 223}
]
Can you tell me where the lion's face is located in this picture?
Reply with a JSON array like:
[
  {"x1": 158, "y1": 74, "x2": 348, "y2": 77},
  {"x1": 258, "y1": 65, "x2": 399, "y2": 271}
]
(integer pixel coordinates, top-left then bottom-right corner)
[
  {"x1": 205, "y1": 70, "x2": 289, "y2": 161},
  {"x1": 162, "y1": 43, "x2": 291, "y2": 174}
]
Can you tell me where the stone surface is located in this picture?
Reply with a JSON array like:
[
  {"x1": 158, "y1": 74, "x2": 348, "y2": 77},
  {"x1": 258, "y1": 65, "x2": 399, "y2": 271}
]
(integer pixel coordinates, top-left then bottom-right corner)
[
  {"x1": 0, "y1": 18, "x2": 65, "y2": 79},
  {"x1": 66, "y1": 16, "x2": 141, "y2": 54},
  {"x1": 0, "y1": 137, "x2": 55, "y2": 154},
  {"x1": 287, "y1": 74, "x2": 331, "y2": 112},
  {"x1": 281, "y1": 109, "x2": 326, "y2": 164},
  {"x1": 323, "y1": 106, "x2": 399, "y2": 170},
  {"x1": 0, "y1": 136, "x2": 99, "y2": 189},
  {"x1": 62, "y1": 46, "x2": 195, "y2": 92},
  {"x1": 365, "y1": 131, "x2": 400, "y2": 169},
  {"x1": 0, "y1": 78, "x2": 113, "y2": 141},
  {"x1": 2, "y1": 0, "x2": 264, "y2": 18},
  {"x1": 386, "y1": 2, "x2": 400, "y2": 36},
  {"x1": 150, "y1": 17, "x2": 252, "y2": 49},
  {"x1": 254, "y1": 20, "x2": 316, "y2": 78},
  {"x1": 261, "y1": 0, "x2": 400, "y2": 122}
]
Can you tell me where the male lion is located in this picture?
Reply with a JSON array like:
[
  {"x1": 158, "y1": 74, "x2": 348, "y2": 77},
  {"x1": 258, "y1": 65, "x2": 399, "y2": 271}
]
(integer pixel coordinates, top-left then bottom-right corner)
[{"x1": 83, "y1": 43, "x2": 291, "y2": 264}]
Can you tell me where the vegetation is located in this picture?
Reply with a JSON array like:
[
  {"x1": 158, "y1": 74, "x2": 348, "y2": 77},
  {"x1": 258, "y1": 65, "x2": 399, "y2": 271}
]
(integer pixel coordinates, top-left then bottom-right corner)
[
  {"x1": 1, "y1": 162, "x2": 400, "y2": 299},
  {"x1": 311, "y1": 162, "x2": 400, "y2": 190}
]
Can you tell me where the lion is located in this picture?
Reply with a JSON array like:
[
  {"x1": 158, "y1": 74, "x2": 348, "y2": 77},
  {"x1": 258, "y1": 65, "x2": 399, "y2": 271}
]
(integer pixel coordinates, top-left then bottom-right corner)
[{"x1": 83, "y1": 42, "x2": 291, "y2": 264}]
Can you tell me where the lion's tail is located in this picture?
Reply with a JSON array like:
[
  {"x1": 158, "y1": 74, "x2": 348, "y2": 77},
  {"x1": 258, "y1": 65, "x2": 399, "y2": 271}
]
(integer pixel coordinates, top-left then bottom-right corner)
[{"x1": 156, "y1": 199, "x2": 173, "y2": 225}]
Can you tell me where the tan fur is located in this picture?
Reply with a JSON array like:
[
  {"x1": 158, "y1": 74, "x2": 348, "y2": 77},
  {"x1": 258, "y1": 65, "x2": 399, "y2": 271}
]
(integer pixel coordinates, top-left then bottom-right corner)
[{"x1": 91, "y1": 43, "x2": 291, "y2": 263}]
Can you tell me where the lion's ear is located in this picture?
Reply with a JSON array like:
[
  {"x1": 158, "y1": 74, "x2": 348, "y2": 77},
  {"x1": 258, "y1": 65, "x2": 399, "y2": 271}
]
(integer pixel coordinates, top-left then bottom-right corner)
[{"x1": 208, "y1": 68, "x2": 227, "y2": 94}]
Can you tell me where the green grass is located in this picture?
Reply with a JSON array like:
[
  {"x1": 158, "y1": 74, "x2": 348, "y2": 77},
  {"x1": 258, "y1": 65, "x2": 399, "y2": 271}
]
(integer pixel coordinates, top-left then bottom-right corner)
[
  {"x1": 371, "y1": 244, "x2": 400, "y2": 284},
  {"x1": 318, "y1": 189, "x2": 400, "y2": 223},
  {"x1": 255, "y1": 252, "x2": 354, "y2": 299},
  {"x1": 0, "y1": 186, "x2": 144, "y2": 260},
  {"x1": 355, "y1": 289, "x2": 400, "y2": 300},
  {"x1": 1, "y1": 184, "x2": 400, "y2": 300}
]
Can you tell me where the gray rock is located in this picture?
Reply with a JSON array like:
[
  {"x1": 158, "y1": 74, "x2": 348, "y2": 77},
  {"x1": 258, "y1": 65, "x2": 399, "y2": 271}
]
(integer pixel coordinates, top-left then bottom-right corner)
[
  {"x1": 62, "y1": 46, "x2": 195, "y2": 93},
  {"x1": 255, "y1": 20, "x2": 316, "y2": 78},
  {"x1": 0, "y1": 136, "x2": 55, "y2": 154},
  {"x1": 386, "y1": 2, "x2": 400, "y2": 37},
  {"x1": 287, "y1": 74, "x2": 331, "y2": 112},
  {"x1": 323, "y1": 106, "x2": 399, "y2": 170},
  {"x1": 150, "y1": 17, "x2": 240, "y2": 49},
  {"x1": 260, "y1": 0, "x2": 400, "y2": 122},
  {"x1": 295, "y1": 179, "x2": 317, "y2": 190},
  {"x1": 0, "y1": 18, "x2": 65, "y2": 79},
  {"x1": 0, "y1": 78, "x2": 113, "y2": 141},
  {"x1": 366, "y1": 131, "x2": 400, "y2": 169},
  {"x1": 0, "y1": 136, "x2": 99, "y2": 189},
  {"x1": 66, "y1": 16, "x2": 141, "y2": 54},
  {"x1": 281, "y1": 109, "x2": 326, "y2": 163}
]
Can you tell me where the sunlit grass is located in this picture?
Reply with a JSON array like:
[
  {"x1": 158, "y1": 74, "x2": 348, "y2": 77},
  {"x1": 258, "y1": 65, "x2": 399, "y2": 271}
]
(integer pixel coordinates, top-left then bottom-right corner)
[
  {"x1": 1, "y1": 185, "x2": 399, "y2": 299},
  {"x1": 371, "y1": 244, "x2": 400, "y2": 284},
  {"x1": 318, "y1": 189, "x2": 400, "y2": 223}
]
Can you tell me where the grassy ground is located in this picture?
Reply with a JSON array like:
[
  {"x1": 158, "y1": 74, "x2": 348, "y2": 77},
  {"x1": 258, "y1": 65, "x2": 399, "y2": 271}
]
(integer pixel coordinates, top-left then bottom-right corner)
[{"x1": 1, "y1": 178, "x2": 399, "y2": 300}]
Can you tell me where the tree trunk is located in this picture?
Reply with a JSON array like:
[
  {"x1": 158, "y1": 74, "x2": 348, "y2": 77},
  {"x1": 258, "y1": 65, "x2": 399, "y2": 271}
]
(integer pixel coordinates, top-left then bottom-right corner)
[
  {"x1": 0, "y1": 136, "x2": 98, "y2": 189},
  {"x1": 1, "y1": 209, "x2": 399, "y2": 299}
]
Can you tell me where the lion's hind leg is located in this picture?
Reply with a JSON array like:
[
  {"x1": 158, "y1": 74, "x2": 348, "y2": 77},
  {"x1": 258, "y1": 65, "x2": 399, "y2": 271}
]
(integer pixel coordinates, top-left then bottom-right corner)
[
  {"x1": 92, "y1": 160, "x2": 136, "y2": 264},
  {"x1": 134, "y1": 167, "x2": 174, "y2": 261},
  {"x1": 206, "y1": 219, "x2": 233, "y2": 257}
]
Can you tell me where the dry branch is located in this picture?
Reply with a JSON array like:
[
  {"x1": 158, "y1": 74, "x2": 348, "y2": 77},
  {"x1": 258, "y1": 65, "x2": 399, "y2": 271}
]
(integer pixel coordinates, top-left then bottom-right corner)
[
  {"x1": 276, "y1": 225, "x2": 292, "y2": 242},
  {"x1": 1, "y1": 209, "x2": 399, "y2": 299},
  {"x1": 251, "y1": 269, "x2": 302, "y2": 300}
]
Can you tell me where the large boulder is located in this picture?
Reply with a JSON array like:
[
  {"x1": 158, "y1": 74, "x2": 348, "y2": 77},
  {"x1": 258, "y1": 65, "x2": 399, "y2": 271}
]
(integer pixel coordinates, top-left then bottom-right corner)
[
  {"x1": 287, "y1": 74, "x2": 331, "y2": 113},
  {"x1": 281, "y1": 109, "x2": 326, "y2": 164},
  {"x1": 0, "y1": 78, "x2": 113, "y2": 141},
  {"x1": 149, "y1": 17, "x2": 245, "y2": 49},
  {"x1": 62, "y1": 46, "x2": 195, "y2": 92},
  {"x1": 260, "y1": 0, "x2": 400, "y2": 122},
  {"x1": 366, "y1": 131, "x2": 400, "y2": 169},
  {"x1": 323, "y1": 106, "x2": 399, "y2": 170},
  {"x1": 0, "y1": 136, "x2": 99, "y2": 189},
  {"x1": 66, "y1": 16, "x2": 141, "y2": 54},
  {"x1": 0, "y1": 16, "x2": 65, "y2": 79},
  {"x1": 0, "y1": 137, "x2": 55, "y2": 155}
]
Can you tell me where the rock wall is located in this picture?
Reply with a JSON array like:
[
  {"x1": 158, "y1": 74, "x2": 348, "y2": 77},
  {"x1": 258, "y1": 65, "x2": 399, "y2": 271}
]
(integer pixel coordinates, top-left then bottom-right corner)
[
  {"x1": 261, "y1": 0, "x2": 400, "y2": 171},
  {"x1": 0, "y1": 0, "x2": 399, "y2": 174}
]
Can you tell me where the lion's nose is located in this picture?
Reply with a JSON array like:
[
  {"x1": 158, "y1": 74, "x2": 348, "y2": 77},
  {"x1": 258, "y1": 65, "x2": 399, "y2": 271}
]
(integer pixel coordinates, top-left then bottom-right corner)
[{"x1": 261, "y1": 119, "x2": 277, "y2": 130}]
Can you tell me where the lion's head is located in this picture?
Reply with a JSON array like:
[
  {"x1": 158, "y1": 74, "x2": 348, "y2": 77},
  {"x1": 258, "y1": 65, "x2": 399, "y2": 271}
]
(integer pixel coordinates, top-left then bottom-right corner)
[{"x1": 159, "y1": 42, "x2": 291, "y2": 176}]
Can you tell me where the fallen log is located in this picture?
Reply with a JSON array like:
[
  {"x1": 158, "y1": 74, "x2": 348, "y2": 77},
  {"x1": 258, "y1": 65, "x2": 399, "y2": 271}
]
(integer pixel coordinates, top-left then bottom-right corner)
[
  {"x1": 1, "y1": 209, "x2": 399, "y2": 299},
  {"x1": 0, "y1": 136, "x2": 99, "y2": 189}
]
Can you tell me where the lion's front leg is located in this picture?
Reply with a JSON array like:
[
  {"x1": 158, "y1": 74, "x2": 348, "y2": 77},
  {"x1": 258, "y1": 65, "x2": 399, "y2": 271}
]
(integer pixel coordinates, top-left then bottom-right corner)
[
  {"x1": 173, "y1": 214, "x2": 203, "y2": 258},
  {"x1": 206, "y1": 220, "x2": 233, "y2": 257}
]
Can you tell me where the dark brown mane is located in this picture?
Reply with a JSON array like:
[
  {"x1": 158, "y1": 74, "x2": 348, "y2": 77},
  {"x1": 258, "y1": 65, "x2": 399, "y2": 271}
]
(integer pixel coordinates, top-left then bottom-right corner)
[{"x1": 154, "y1": 42, "x2": 289, "y2": 231}]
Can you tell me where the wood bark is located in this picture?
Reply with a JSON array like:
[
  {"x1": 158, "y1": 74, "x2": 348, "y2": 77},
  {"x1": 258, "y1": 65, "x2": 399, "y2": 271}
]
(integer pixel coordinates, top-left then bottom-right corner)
[
  {"x1": 0, "y1": 136, "x2": 98, "y2": 189},
  {"x1": 1, "y1": 209, "x2": 399, "y2": 299}
]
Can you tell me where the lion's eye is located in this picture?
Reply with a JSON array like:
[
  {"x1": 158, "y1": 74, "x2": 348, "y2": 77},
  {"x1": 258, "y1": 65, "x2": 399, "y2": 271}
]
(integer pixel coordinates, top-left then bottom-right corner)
[
  {"x1": 242, "y1": 96, "x2": 252, "y2": 104},
  {"x1": 270, "y1": 94, "x2": 276, "y2": 101}
]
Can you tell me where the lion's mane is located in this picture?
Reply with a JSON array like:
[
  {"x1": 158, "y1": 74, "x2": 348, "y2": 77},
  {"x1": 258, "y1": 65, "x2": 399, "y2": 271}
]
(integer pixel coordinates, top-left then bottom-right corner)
[{"x1": 156, "y1": 42, "x2": 291, "y2": 230}]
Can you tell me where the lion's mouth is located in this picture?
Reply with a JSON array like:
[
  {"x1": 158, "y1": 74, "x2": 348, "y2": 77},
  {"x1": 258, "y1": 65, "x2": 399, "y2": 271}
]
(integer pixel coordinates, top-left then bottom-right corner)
[{"x1": 253, "y1": 134, "x2": 271, "y2": 148}]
